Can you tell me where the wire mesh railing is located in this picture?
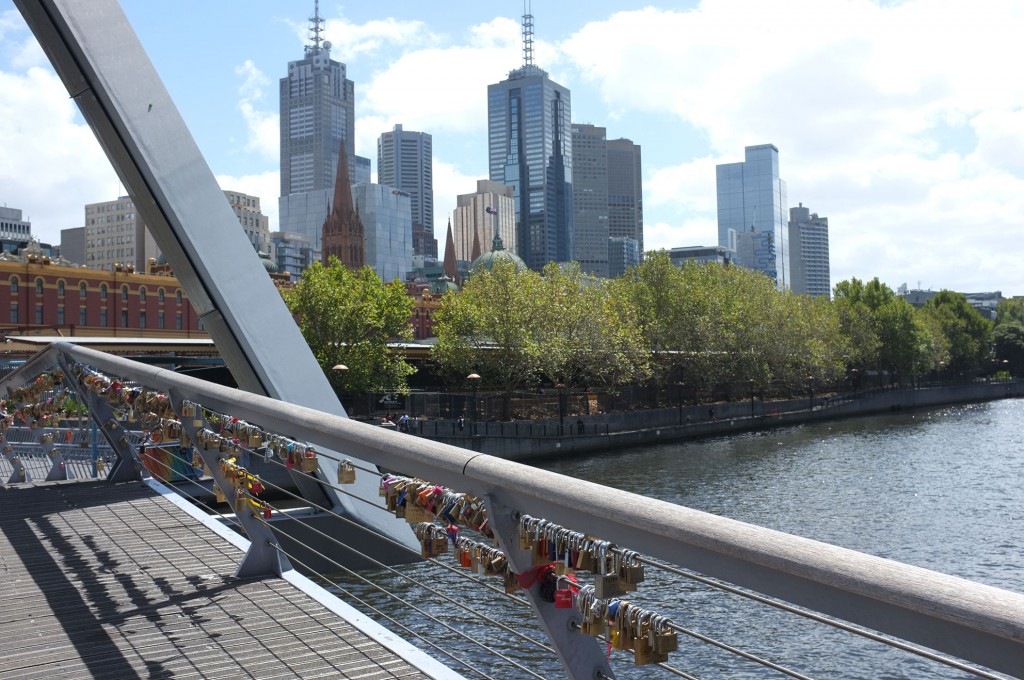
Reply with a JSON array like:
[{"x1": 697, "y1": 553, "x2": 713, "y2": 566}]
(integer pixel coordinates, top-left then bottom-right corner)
[{"x1": 1, "y1": 341, "x2": 1022, "y2": 679}]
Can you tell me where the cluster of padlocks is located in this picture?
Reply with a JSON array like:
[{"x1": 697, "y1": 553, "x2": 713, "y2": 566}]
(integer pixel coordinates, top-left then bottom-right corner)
[{"x1": 379, "y1": 475, "x2": 677, "y2": 666}]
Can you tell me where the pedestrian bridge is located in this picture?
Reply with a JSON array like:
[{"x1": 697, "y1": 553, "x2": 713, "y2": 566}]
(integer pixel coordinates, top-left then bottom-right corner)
[{"x1": 1, "y1": 341, "x2": 1022, "y2": 679}]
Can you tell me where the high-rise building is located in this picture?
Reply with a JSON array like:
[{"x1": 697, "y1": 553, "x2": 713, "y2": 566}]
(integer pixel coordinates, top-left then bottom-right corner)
[
  {"x1": 278, "y1": 4, "x2": 355, "y2": 251},
  {"x1": 59, "y1": 227, "x2": 86, "y2": 265},
  {"x1": 84, "y1": 196, "x2": 159, "y2": 271},
  {"x1": 352, "y1": 183, "x2": 413, "y2": 283},
  {"x1": 607, "y1": 138, "x2": 643, "y2": 254},
  {"x1": 716, "y1": 144, "x2": 789, "y2": 287},
  {"x1": 378, "y1": 124, "x2": 436, "y2": 258},
  {"x1": 487, "y1": 10, "x2": 572, "y2": 271},
  {"x1": 452, "y1": 180, "x2": 516, "y2": 263},
  {"x1": 571, "y1": 124, "x2": 609, "y2": 277},
  {"x1": 224, "y1": 191, "x2": 270, "y2": 253},
  {"x1": 788, "y1": 203, "x2": 831, "y2": 298},
  {"x1": 607, "y1": 236, "x2": 641, "y2": 278},
  {"x1": 0, "y1": 207, "x2": 32, "y2": 241}
]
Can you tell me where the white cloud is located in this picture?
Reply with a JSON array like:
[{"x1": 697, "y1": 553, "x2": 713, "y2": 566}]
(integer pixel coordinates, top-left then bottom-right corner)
[
  {"x1": 431, "y1": 159, "x2": 486, "y2": 262},
  {"x1": 234, "y1": 60, "x2": 278, "y2": 160},
  {"x1": 323, "y1": 16, "x2": 440, "y2": 61},
  {"x1": 0, "y1": 66, "x2": 119, "y2": 244}
]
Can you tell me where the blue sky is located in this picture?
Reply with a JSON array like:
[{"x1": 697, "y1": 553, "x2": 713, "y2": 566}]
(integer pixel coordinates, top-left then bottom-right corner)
[{"x1": 2, "y1": 0, "x2": 1023, "y2": 296}]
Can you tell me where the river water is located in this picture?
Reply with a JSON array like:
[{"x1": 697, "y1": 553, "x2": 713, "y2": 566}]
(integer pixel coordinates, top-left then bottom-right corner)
[{"x1": 333, "y1": 398, "x2": 1024, "y2": 679}]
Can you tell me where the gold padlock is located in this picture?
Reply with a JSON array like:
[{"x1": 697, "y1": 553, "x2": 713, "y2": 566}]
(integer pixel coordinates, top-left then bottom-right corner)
[{"x1": 337, "y1": 461, "x2": 356, "y2": 484}]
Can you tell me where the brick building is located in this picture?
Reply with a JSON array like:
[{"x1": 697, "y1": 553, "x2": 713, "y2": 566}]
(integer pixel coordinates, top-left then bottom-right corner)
[{"x1": 0, "y1": 241, "x2": 203, "y2": 338}]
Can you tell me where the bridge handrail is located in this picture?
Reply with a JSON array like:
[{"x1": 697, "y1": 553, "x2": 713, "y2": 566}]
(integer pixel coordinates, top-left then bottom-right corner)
[{"x1": 3, "y1": 341, "x2": 1023, "y2": 678}]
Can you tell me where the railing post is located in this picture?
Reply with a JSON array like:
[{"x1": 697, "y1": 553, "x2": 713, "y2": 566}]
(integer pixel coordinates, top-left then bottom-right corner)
[
  {"x1": 3, "y1": 445, "x2": 30, "y2": 483},
  {"x1": 32, "y1": 420, "x2": 74, "y2": 482},
  {"x1": 57, "y1": 354, "x2": 145, "y2": 483},
  {"x1": 166, "y1": 388, "x2": 290, "y2": 578},
  {"x1": 483, "y1": 494, "x2": 615, "y2": 680}
]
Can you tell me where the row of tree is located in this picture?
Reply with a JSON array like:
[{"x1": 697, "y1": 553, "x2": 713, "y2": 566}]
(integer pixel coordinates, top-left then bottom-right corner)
[{"x1": 285, "y1": 254, "x2": 1015, "y2": 418}]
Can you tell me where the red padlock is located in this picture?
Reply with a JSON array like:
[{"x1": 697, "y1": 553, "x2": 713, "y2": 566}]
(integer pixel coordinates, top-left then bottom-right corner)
[
  {"x1": 555, "y1": 587, "x2": 573, "y2": 608},
  {"x1": 263, "y1": 505, "x2": 272, "y2": 519}
]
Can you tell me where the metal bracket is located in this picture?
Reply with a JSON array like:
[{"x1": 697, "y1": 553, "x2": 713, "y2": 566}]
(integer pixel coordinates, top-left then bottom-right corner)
[
  {"x1": 483, "y1": 494, "x2": 614, "y2": 680},
  {"x1": 167, "y1": 388, "x2": 290, "y2": 578}
]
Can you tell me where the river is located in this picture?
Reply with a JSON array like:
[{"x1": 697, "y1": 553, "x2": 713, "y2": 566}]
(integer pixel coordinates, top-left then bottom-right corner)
[{"x1": 333, "y1": 398, "x2": 1024, "y2": 679}]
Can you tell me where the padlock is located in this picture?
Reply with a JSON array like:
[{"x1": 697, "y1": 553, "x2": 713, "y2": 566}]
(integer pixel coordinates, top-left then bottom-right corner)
[
  {"x1": 554, "y1": 583, "x2": 573, "y2": 608},
  {"x1": 214, "y1": 484, "x2": 226, "y2": 504},
  {"x1": 262, "y1": 504, "x2": 272, "y2": 519},
  {"x1": 504, "y1": 570, "x2": 520, "y2": 594},
  {"x1": 96, "y1": 458, "x2": 105, "y2": 472},
  {"x1": 300, "y1": 448, "x2": 318, "y2": 473},
  {"x1": 594, "y1": 573, "x2": 625, "y2": 600},
  {"x1": 337, "y1": 461, "x2": 356, "y2": 484}
]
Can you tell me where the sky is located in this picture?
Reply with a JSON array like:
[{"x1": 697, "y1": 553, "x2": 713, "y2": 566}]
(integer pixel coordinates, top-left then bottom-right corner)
[{"x1": 1, "y1": 0, "x2": 1023, "y2": 296}]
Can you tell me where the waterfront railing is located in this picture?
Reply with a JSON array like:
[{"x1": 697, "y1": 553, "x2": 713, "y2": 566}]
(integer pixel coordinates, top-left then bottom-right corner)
[{"x1": 2, "y1": 341, "x2": 1022, "y2": 679}]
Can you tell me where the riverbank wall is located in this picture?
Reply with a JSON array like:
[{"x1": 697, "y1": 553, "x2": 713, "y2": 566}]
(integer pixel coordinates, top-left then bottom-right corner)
[{"x1": 409, "y1": 380, "x2": 1024, "y2": 461}]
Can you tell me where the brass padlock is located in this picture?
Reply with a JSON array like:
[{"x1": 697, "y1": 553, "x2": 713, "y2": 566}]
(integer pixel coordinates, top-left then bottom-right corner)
[{"x1": 337, "y1": 461, "x2": 356, "y2": 484}]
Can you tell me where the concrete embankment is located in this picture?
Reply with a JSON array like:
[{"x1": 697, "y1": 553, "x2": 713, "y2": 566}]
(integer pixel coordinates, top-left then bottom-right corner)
[{"x1": 411, "y1": 381, "x2": 1024, "y2": 461}]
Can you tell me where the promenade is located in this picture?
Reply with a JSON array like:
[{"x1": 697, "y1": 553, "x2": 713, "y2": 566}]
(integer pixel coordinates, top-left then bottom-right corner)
[{"x1": 0, "y1": 479, "x2": 454, "y2": 679}]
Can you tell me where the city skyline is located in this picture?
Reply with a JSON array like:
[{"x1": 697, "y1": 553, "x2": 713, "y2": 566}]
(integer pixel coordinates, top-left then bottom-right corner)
[{"x1": 1, "y1": 1, "x2": 1023, "y2": 295}]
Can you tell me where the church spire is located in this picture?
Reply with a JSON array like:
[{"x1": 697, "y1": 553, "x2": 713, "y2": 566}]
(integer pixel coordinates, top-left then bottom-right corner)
[
  {"x1": 470, "y1": 226, "x2": 482, "y2": 262},
  {"x1": 443, "y1": 219, "x2": 458, "y2": 280},
  {"x1": 322, "y1": 138, "x2": 364, "y2": 269}
]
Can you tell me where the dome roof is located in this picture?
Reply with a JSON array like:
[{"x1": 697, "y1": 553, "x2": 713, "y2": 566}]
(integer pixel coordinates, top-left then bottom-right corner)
[
  {"x1": 429, "y1": 275, "x2": 460, "y2": 295},
  {"x1": 258, "y1": 251, "x2": 279, "y2": 273},
  {"x1": 469, "y1": 234, "x2": 527, "y2": 274}
]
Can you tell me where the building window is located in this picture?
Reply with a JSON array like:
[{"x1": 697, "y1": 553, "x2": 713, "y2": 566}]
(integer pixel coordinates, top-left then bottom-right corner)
[
  {"x1": 35, "y1": 278, "x2": 43, "y2": 295},
  {"x1": 121, "y1": 285, "x2": 128, "y2": 301},
  {"x1": 35, "y1": 306, "x2": 43, "y2": 324},
  {"x1": 140, "y1": 311, "x2": 146, "y2": 328},
  {"x1": 57, "y1": 306, "x2": 65, "y2": 325},
  {"x1": 158, "y1": 310, "x2": 165, "y2": 329},
  {"x1": 100, "y1": 284, "x2": 107, "y2": 300},
  {"x1": 158, "y1": 288, "x2": 165, "y2": 303},
  {"x1": 9, "y1": 303, "x2": 17, "y2": 324},
  {"x1": 139, "y1": 287, "x2": 146, "y2": 302},
  {"x1": 176, "y1": 289, "x2": 182, "y2": 304},
  {"x1": 58, "y1": 281, "x2": 65, "y2": 297},
  {"x1": 10, "y1": 277, "x2": 18, "y2": 294},
  {"x1": 79, "y1": 281, "x2": 87, "y2": 298},
  {"x1": 175, "y1": 312, "x2": 182, "y2": 330},
  {"x1": 121, "y1": 309, "x2": 128, "y2": 327},
  {"x1": 100, "y1": 309, "x2": 107, "y2": 327},
  {"x1": 79, "y1": 307, "x2": 87, "y2": 326}
]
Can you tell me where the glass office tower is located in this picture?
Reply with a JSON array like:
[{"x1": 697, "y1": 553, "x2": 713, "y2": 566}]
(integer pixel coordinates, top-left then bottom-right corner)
[
  {"x1": 278, "y1": 7, "x2": 355, "y2": 251},
  {"x1": 487, "y1": 64, "x2": 573, "y2": 271},
  {"x1": 716, "y1": 144, "x2": 789, "y2": 287}
]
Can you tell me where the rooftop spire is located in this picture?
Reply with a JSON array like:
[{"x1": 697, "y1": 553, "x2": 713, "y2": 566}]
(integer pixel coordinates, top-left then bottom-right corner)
[
  {"x1": 305, "y1": 0, "x2": 325, "y2": 57},
  {"x1": 522, "y1": 0, "x2": 534, "y2": 67}
]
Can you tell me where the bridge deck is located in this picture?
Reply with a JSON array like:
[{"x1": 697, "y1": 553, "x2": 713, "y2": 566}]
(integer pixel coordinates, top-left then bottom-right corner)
[{"x1": 0, "y1": 480, "x2": 433, "y2": 679}]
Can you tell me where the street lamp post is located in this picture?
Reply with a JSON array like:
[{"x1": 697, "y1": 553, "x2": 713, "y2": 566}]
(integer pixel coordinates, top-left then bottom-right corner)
[
  {"x1": 807, "y1": 375, "x2": 814, "y2": 412},
  {"x1": 555, "y1": 383, "x2": 566, "y2": 434},
  {"x1": 675, "y1": 382, "x2": 685, "y2": 425},
  {"x1": 467, "y1": 373, "x2": 481, "y2": 431},
  {"x1": 749, "y1": 378, "x2": 755, "y2": 419},
  {"x1": 332, "y1": 364, "x2": 348, "y2": 414}
]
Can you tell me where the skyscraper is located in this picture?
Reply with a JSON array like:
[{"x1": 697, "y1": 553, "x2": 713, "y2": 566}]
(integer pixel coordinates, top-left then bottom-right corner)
[
  {"x1": 452, "y1": 180, "x2": 516, "y2": 263},
  {"x1": 607, "y1": 138, "x2": 643, "y2": 254},
  {"x1": 571, "y1": 124, "x2": 609, "y2": 277},
  {"x1": 788, "y1": 203, "x2": 831, "y2": 298},
  {"x1": 278, "y1": 3, "x2": 355, "y2": 251},
  {"x1": 487, "y1": 10, "x2": 572, "y2": 271},
  {"x1": 716, "y1": 144, "x2": 789, "y2": 287},
  {"x1": 352, "y1": 184, "x2": 413, "y2": 283},
  {"x1": 377, "y1": 124, "x2": 436, "y2": 258}
]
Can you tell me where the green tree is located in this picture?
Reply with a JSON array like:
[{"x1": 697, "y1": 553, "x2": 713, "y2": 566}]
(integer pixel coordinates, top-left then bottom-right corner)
[
  {"x1": 432, "y1": 259, "x2": 544, "y2": 419},
  {"x1": 995, "y1": 298, "x2": 1024, "y2": 327},
  {"x1": 618, "y1": 251, "x2": 686, "y2": 392},
  {"x1": 920, "y1": 290, "x2": 993, "y2": 377},
  {"x1": 993, "y1": 322, "x2": 1024, "y2": 376},
  {"x1": 283, "y1": 258, "x2": 414, "y2": 395}
]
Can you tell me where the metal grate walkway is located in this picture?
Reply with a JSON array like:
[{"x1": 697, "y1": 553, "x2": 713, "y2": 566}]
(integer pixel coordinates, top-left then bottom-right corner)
[{"x1": 0, "y1": 480, "x2": 436, "y2": 679}]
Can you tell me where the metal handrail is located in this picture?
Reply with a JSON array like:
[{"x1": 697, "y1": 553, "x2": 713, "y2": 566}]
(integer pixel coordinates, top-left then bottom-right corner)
[{"x1": 3, "y1": 341, "x2": 1023, "y2": 679}]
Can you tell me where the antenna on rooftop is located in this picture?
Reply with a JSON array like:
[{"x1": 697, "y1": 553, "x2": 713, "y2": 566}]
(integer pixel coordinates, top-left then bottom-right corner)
[
  {"x1": 306, "y1": 0, "x2": 324, "y2": 56},
  {"x1": 522, "y1": 0, "x2": 534, "y2": 67}
]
